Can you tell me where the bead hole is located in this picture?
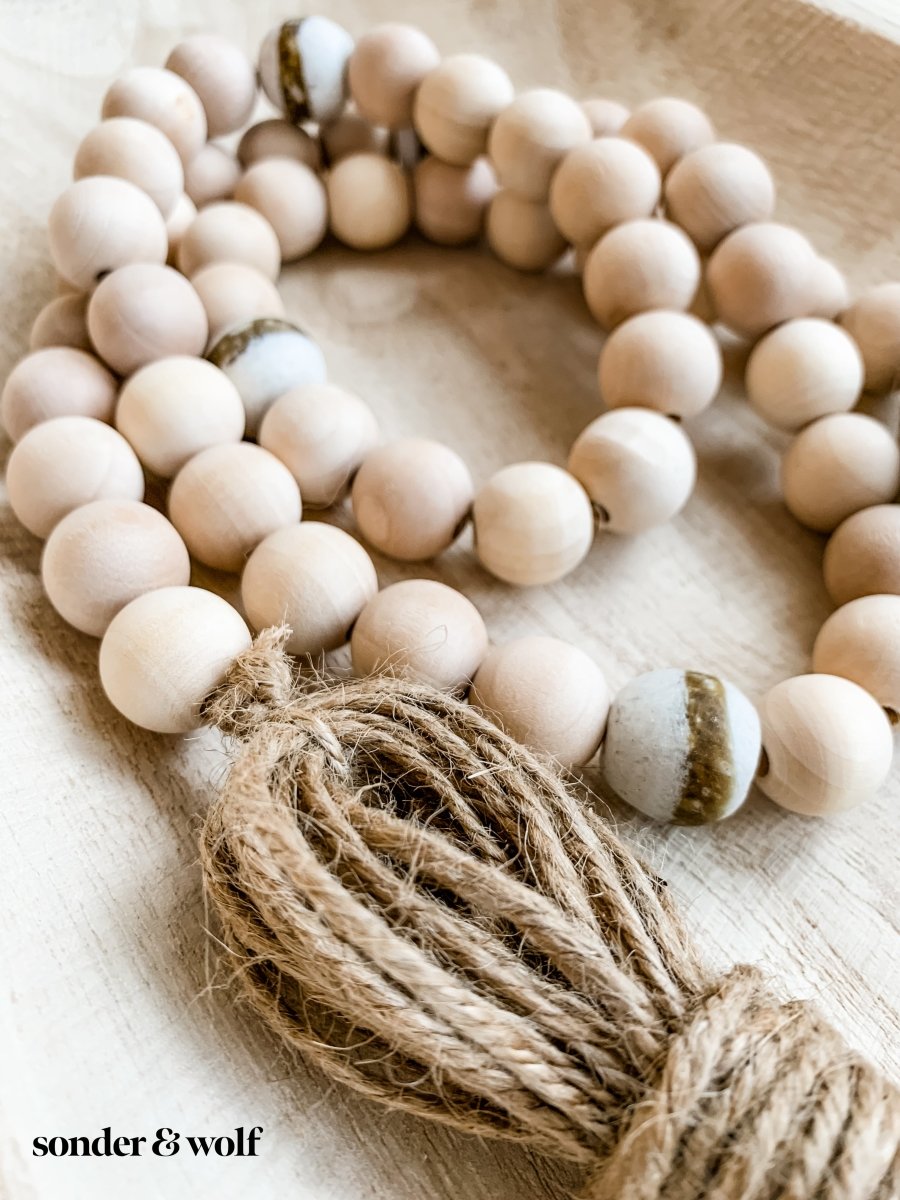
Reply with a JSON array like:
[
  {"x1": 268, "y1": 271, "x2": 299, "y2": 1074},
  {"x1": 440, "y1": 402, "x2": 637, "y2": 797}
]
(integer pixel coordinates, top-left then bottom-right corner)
[{"x1": 756, "y1": 747, "x2": 770, "y2": 779}]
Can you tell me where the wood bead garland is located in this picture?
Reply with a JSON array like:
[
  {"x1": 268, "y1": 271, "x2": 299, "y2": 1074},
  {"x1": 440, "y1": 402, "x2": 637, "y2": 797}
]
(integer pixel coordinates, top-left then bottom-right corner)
[
  {"x1": 620, "y1": 97, "x2": 715, "y2": 174},
  {"x1": 413, "y1": 54, "x2": 514, "y2": 167},
  {"x1": 326, "y1": 153, "x2": 411, "y2": 250},
  {"x1": 177, "y1": 201, "x2": 282, "y2": 281},
  {"x1": 548, "y1": 137, "x2": 661, "y2": 248},
  {"x1": 1, "y1": 346, "x2": 117, "y2": 442},
  {"x1": 165, "y1": 35, "x2": 257, "y2": 138},
  {"x1": 348, "y1": 23, "x2": 441, "y2": 129},
  {"x1": 706, "y1": 221, "x2": 818, "y2": 338},
  {"x1": 487, "y1": 88, "x2": 592, "y2": 201},
  {"x1": 73, "y1": 117, "x2": 184, "y2": 218},
  {"x1": 663, "y1": 142, "x2": 776, "y2": 251},
  {"x1": 234, "y1": 158, "x2": 328, "y2": 262},
  {"x1": 101, "y1": 67, "x2": 207, "y2": 164},
  {"x1": 582, "y1": 220, "x2": 701, "y2": 330},
  {"x1": 823, "y1": 505, "x2": 900, "y2": 606},
  {"x1": 813, "y1": 595, "x2": 900, "y2": 715}
]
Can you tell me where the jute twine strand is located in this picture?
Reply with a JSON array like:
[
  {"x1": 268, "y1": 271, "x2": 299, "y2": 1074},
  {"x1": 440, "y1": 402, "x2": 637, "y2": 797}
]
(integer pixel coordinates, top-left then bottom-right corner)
[{"x1": 199, "y1": 630, "x2": 900, "y2": 1199}]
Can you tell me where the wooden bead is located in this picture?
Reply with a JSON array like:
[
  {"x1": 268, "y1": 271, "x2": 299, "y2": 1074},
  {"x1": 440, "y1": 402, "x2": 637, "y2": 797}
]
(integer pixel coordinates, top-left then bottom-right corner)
[
  {"x1": 664, "y1": 142, "x2": 776, "y2": 251},
  {"x1": 1, "y1": 347, "x2": 117, "y2": 443},
  {"x1": 580, "y1": 98, "x2": 630, "y2": 137},
  {"x1": 87, "y1": 264, "x2": 208, "y2": 377},
  {"x1": 601, "y1": 668, "x2": 761, "y2": 823},
  {"x1": 29, "y1": 293, "x2": 92, "y2": 353},
  {"x1": 840, "y1": 283, "x2": 900, "y2": 393},
  {"x1": 237, "y1": 119, "x2": 322, "y2": 171},
  {"x1": 823, "y1": 505, "x2": 900, "y2": 606},
  {"x1": 487, "y1": 89, "x2": 592, "y2": 201},
  {"x1": 473, "y1": 462, "x2": 594, "y2": 586},
  {"x1": 813, "y1": 595, "x2": 900, "y2": 714},
  {"x1": 99, "y1": 586, "x2": 251, "y2": 733},
  {"x1": 101, "y1": 67, "x2": 207, "y2": 164},
  {"x1": 190, "y1": 261, "x2": 285, "y2": 344},
  {"x1": 548, "y1": 138, "x2": 661, "y2": 247},
  {"x1": 745, "y1": 318, "x2": 863, "y2": 432},
  {"x1": 74, "y1": 117, "x2": 184, "y2": 218},
  {"x1": 177, "y1": 201, "x2": 281, "y2": 280},
  {"x1": 234, "y1": 158, "x2": 328, "y2": 261},
  {"x1": 470, "y1": 636, "x2": 610, "y2": 766},
  {"x1": 809, "y1": 257, "x2": 849, "y2": 320},
  {"x1": 567, "y1": 409, "x2": 697, "y2": 534},
  {"x1": 320, "y1": 114, "x2": 390, "y2": 164},
  {"x1": 413, "y1": 54, "x2": 515, "y2": 167},
  {"x1": 169, "y1": 442, "x2": 301, "y2": 573},
  {"x1": 351, "y1": 579, "x2": 488, "y2": 691},
  {"x1": 413, "y1": 156, "x2": 497, "y2": 245},
  {"x1": 165, "y1": 193, "x2": 197, "y2": 266},
  {"x1": 756, "y1": 674, "x2": 893, "y2": 816},
  {"x1": 258, "y1": 383, "x2": 379, "y2": 508},
  {"x1": 258, "y1": 16, "x2": 354, "y2": 124},
  {"x1": 706, "y1": 222, "x2": 818, "y2": 339},
  {"x1": 327, "y1": 154, "x2": 411, "y2": 250},
  {"x1": 7, "y1": 416, "x2": 144, "y2": 538},
  {"x1": 242, "y1": 523, "x2": 378, "y2": 656},
  {"x1": 183, "y1": 143, "x2": 241, "y2": 207},
  {"x1": 165, "y1": 34, "x2": 257, "y2": 137},
  {"x1": 583, "y1": 220, "x2": 701, "y2": 330},
  {"x1": 115, "y1": 356, "x2": 245, "y2": 478},
  {"x1": 349, "y1": 23, "x2": 440, "y2": 129},
  {"x1": 621, "y1": 98, "x2": 715, "y2": 174},
  {"x1": 781, "y1": 414, "x2": 900, "y2": 533},
  {"x1": 597, "y1": 310, "x2": 722, "y2": 417},
  {"x1": 49, "y1": 176, "x2": 167, "y2": 290},
  {"x1": 486, "y1": 191, "x2": 567, "y2": 272},
  {"x1": 351, "y1": 438, "x2": 474, "y2": 561}
]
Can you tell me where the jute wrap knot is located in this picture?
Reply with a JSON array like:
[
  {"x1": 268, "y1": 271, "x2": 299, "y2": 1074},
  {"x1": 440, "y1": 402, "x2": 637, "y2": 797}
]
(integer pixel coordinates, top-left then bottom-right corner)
[{"x1": 200, "y1": 633, "x2": 899, "y2": 1199}]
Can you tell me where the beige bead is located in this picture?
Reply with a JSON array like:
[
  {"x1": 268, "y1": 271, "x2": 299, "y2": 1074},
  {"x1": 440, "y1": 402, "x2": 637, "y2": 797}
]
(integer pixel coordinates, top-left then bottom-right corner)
[
  {"x1": 237, "y1": 119, "x2": 322, "y2": 171},
  {"x1": 487, "y1": 89, "x2": 592, "y2": 201},
  {"x1": 258, "y1": 383, "x2": 379, "y2": 508},
  {"x1": 234, "y1": 158, "x2": 328, "y2": 261},
  {"x1": 413, "y1": 155, "x2": 497, "y2": 245},
  {"x1": 351, "y1": 579, "x2": 488, "y2": 691},
  {"x1": 781, "y1": 414, "x2": 900, "y2": 533},
  {"x1": 486, "y1": 191, "x2": 567, "y2": 272},
  {"x1": 823, "y1": 506, "x2": 900, "y2": 606},
  {"x1": 351, "y1": 438, "x2": 474, "y2": 561},
  {"x1": 168, "y1": 442, "x2": 301, "y2": 572},
  {"x1": 583, "y1": 220, "x2": 701, "y2": 330},
  {"x1": 349, "y1": 23, "x2": 441, "y2": 129},
  {"x1": 7, "y1": 416, "x2": 144, "y2": 539},
  {"x1": 548, "y1": 138, "x2": 661, "y2": 248},
  {"x1": 101, "y1": 67, "x2": 207, "y2": 164},
  {"x1": 190, "y1": 261, "x2": 285, "y2": 344},
  {"x1": 706, "y1": 222, "x2": 818, "y2": 339},
  {"x1": 183, "y1": 143, "x2": 241, "y2": 207},
  {"x1": 473, "y1": 462, "x2": 594, "y2": 586},
  {"x1": 621, "y1": 98, "x2": 715, "y2": 174},
  {"x1": 320, "y1": 114, "x2": 390, "y2": 163},
  {"x1": 115, "y1": 356, "x2": 245, "y2": 478},
  {"x1": 756, "y1": 674, "x2": 893, "y2": 816},
  {"x1": 597, "y1": 310, "x2": 722, "y2": 417},
  {"x1": 327, "y1": 154, "x2": 411, "y2": 250},
  {"x1": 840, "y1": 283, "x2": 900, "y2": 393},
  {"x1": 88, "y1": 264, "x2": 208, "y2": 377},
  {"x1": 73, "y1": 117, "x2": 183, "y2": 218},
  {"x1": 29, "y1": 293, "x2": 92, "y2": 353},
  {"x1": 165, "y1": 34, "x2": 257, "y2": 138},
  {"x1": 813, "y1": 595, "x2": 900, "y2": 714},
  {"x1": 49, "y1": 176, "x2": 168, "y2": 290},
  {"x1": 258, "y1": 17, "x2": 354, "y2": 125},
  {"x1": 580, "y1": 98, "x2": 630, "y2": 137},
  {"x1": 808, "y1": 258, "x2": 850, "y2": 320},
  {"x1": 165, "y1": 193, "x2": 197, "y2": 266},
  {"x1": 664, "y1": 142, "x2": 776, "y2": 251},
  {"x1": 1, "y1": 347, "x2": 117, "y2": 443},
  {"x1": 242, "y1": 523, "x2": 378, "y2": 656},
  {"x1": 177, "y1": 201, "x2": 281, "y2": 281},
  {"x1": 746, "y1": 318, "x2": 863, "y2": 432},
  {"x1": 99, "y1": 586, "x2": 251, "y2": 733},
  {"x1": 413, "y1": 54, "x2": 514, "y2": 167}
]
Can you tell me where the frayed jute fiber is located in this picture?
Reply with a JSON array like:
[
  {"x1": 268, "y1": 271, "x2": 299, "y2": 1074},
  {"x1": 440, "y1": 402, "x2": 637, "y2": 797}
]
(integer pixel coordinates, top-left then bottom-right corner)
[{"x1": 199, "y1": 630, "x2": 899, "y2": 1198}]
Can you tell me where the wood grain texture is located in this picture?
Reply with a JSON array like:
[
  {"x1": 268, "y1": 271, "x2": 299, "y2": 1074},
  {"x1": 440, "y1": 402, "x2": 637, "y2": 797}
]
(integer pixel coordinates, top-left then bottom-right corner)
[{"x1": 0, "y1": 1, "x2": 898, "y2": 1198}]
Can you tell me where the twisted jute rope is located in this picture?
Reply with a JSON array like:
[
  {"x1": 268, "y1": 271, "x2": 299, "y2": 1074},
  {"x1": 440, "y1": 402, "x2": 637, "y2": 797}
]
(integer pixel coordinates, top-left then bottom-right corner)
[{"x1": 199, "y1": 629, "x2": 900, "y2": 1199}]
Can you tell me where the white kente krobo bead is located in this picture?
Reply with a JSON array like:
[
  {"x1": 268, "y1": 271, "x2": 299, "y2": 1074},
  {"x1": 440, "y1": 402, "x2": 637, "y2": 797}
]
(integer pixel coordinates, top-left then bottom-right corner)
[
  {"x1": 258, "y1": 17, "x2": 354, "y2": 125},
  {"x1": 813, "y1": 595, "x2": 900, "y2": 715}
]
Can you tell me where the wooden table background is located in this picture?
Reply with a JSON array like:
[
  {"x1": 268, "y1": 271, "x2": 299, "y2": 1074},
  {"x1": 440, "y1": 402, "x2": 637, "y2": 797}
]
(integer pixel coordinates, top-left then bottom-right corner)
[{"x1": 1, "y1": 1, "x2": 898, "y2": 1197}]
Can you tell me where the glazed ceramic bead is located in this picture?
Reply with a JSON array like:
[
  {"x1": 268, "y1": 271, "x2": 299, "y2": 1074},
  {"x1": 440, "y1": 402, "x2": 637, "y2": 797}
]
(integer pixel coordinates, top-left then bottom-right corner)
[
  {"x1": 101, "y1": 67, "x2": 207, "y2": 164},
  {"x1": 823, "y1": 506, "x2": 900, "y2": 606},
  {"x1": 348, "y1": 23, "x2": 441, "y2": 129},
  {"x1": 601, "y1": 668, "x2": 761, "y2": 824},
  {"x1": 567, "y1": 409, "x2": 697, "y2": 534},
  {"x1": 99, "y1": 586, "x2": 251, "y2": 733},
  {"x1": 351, "y1": 579, "x2": 488, "y2": 691},
  {"x1": 813, "y1": 596, "x2": 900, "y2": 714},
  {"x1": 621, "y1": 97, "x2": 715, "y2": 174},
  {"x1": 115, "y1": 356, "x2": 245, "y2": 478},
  {"x1": 1, "y1": 347, "x2": 117, "y2": 443},
  {"x1": 73, "y1": 117, "x2": 184, "y2": 218},
  {"x1": 473, "y1": 462, "x2": 594, "y2": 586},
  {"x1": 258, "y1": 16, "x2": 354, "y2": 124},
  {"x1": 809, "y1": 258, "x2": 850, "y2": 320},
  {"x1": 320, "y1": 114, "x2": 391, "y2": 163},
  {"x1": 183, "y1": 143, "x2": 241, "y2": 207},
  {"x1": 413, "y1": 54, "x2": 515, "y2": 167},
  {"x1": 237, "y1": 119, "x2": 322, "y2": 171},
  {"x1": 165, "y1": 34, "x2": 257, "y2": 137},
  {"x1": 234, "y1": 158, "x2": 328, "y2": 261},
  {"x1": 548, "y1": 138, "x2": 661, "y2": 247},
  {"x1": 327, "y1": 154, "x2": 411, "y2": 250},
  {"x1": 706, "y1": 222, "x2": 818, "y2": 339},
  {"x1": 745, "y1": 318, "x2": 863, "y2": 432},
  {"x1": 177, "y1": 201, "x2": 282, "y2": 281},
  {"x1": 597, "y1": 310, "x2": 722, "y2": 417},
  {"x1": 664, "y1": 143, "x2": 776, "y2": 251},
  {"x1": 190, "y1": 261, "x2": 285, "y2": 344},
  {"x1": 165, "y1": 193, "x2": 197, "y2": 266},
  {"x1": 168, "y1": 442, "x2": 302, "y2": 573},
  {"x1": 351, "y1": 438, "x2": 474, "y2": 561},
  {"x1": 781, "y1": 414, "x2": 900, "y2": 533},
  {"x1": 470, "y1": 636, "x2": 610, "y2": 766},
  {"x1": 756, "y1": 674, "x2": 893, "y2": 815},
  {"x1": 487, "y1": 89, "x2": 592, "y2": 201},
  {"x1": 242, "y1": 523, "x2": 378, "y2": 656},
  {"x1": 258, "y1": 383, "x2": 379, "y2": 508},
  {"x1": 580, "y1": 97, "x2": 630, "y2": 136},
  {"x1": 840, "y1": 283, "x2": 900, "y2": 393},
  {"x1": 29, "y1": 293, "x2": 92, "y2": 353},
  {"x1": 87, "y1": 263, "x2": 208, "y2": 376},
  {"x1": 486, "y1": 191, "x2": 567, "y2": 272},
  {"x1": 7, "y1": 417, "x2": 144, "y2": 538},
  {"x1": 413, "y1": 156, "x2": 497, "y2": 245},
  {"x1": 49, "y1": 176, "x2": 167, "y2": 290},
  {"x1": 582, "y1": 220, "x2": 701, "y2": 330}
]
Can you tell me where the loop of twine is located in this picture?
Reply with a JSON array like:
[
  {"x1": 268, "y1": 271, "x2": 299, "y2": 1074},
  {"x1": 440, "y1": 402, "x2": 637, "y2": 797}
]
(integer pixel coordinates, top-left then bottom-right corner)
[{"x1": 199, "y1": 632, "x2": 899, "y2": 1199}]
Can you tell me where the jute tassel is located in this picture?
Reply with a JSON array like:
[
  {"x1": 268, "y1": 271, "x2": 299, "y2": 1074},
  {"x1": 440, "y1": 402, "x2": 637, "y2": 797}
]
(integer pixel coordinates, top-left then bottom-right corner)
[{"x1": 200, "y1": 630, "x2": 899, "y2": 1199}]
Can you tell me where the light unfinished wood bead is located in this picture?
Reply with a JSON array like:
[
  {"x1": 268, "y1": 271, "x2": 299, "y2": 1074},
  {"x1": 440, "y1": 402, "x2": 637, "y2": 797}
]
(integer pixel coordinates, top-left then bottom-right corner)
[
  {"x1": 1, "y1": 347, "x2": 117, "y2": 443},
  {"x1": 235, "y1": 158, "x2": 328, "y2": 261},
  {"x1": 74, "y1": 117, "x2": 184, "y2": 218},
  {"x1": 7, "y1": 416, "x2": 144, "y2": 538},
  {"x1": 237, "y1": 119, "x2": 322, "y2": 171},
  {"x1": 101, "y1": 67, "x2": 207, "y2": 164},
  {"x1": 809, "y1": 258, "x2": 850, "y2": 320},
  {"x1": 177, "y1": 201, "x2": 282, "y2": 280},
  {"x1": 598, "y1": 310, "x2": 722, "y2": 417},
  {"x1": 165, "y1": 193, "x2": 197, "y2": 266},
  {"x1": 29, "y1": 293, "x2": 92, "y2": 353},
  {"x1": 583, "y1": 220, "x2": 701, "y2": 330},
  {"x1": 814, "y1": 595, "x2": 900, "y2": 715},
  {"x1": 840, "y1": 283, "x2": 900, "y2": 393},
  {"x1": 486, "y1": 191, "x2": 567, "y2": 272},
  {"x1": 414, "y1": 156, "x2": 497, "y2": 245},
  {"x1": 664, "y1": 142, "x2": 776, "y2": 251},
  {"x1": 706, "y1": 222, "x2": 818, "y2": 339},
  {"x1": 190, "y1": 261, "x2": 285, "y2": 344},
  {"x1": 580, "y1": 97, "x2": 630, "y2": 136},
  {"x1": 487, "y1": 89, "x2": 592, "y2": 201},
  {"x1": 165, "y1": 34, "x2": 257, "y2": 137},
  {"x1": 259, "y1": 16, "x2": 354, "y2": 124},
  {"x1": 756, "y1": 674, "x2": 893, "y2": 816},
  {"x1": 320, "y1": 114, "x2": 390, "y2": 163},
  {"x1": 621, "y1": 98, "x2": 715, "y2": 174},
  {"x1": 327, "y1": 154, "x2": 411, "y2": 250},
  {"x1": 99, "y1": 586, "x2": 251, "y2": 733},
  {"x1": 242, "y1": 523, "x2": 378, "y2": 656},
  {"x1": 413, "y1": 54, "x2": 514, "y2": 167},
  {"x1": 184, "y1": 143, "x2": 241, "y2": 207},
  {"x1": 548, "y1": 138, "x2": 661, "y2": 247},
  {"x1": 823, "y1": 506, "x2": 900, "y2": 606},
  {"x1": 349, "y1": 23, "x2": 440, "y2": 129}
]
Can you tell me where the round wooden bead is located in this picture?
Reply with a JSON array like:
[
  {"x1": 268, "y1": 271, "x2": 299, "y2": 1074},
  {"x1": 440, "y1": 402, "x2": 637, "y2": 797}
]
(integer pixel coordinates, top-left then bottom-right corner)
[
  {"x1": 101, "y1": 67, "x2": 207, "y2": 164},
  {"x1": 580, "y1": 97, "x2": 630, "y2": 136},
  {"x1": 320, "y1": 114, "x2": 390, "y2": 163},
  {"x1": 582, "y1": 220, "x2": 701, "y2": 330},
  {"x1": 115, "y1": 356, "x2": 245, "y2": 478},
  {"x1": 487, "y1": 89, "x2": 592, "y2": 201},
  {"x1": 473, "y1": 462, "x2": 594, "y2": 586},
  {"x1": 99, "y1": 586, "x2": 251, "y2": 733},
  {"x1": 73, "y1": 117, "x2": 184, "y2": 218},
  {"x1": 327, "y1": 154, "x2": 411, "y2": 250},
  {"x1": 183, "y1": 143, "x2": 241, "y2": 207},
  {"x1": 486, "y1": 191, "x2": 567, "y2": 272},
  {"x1": 840, "y1": 283, "x2": 900, "y2": 393},
  {"x1": 29, "y1": 293, "x2": 92, "y2": 353},
  {"x1": 49, "y1": 176, "x2": 167, "y2": 290},
  {"x1": 813, "y1": 595, "x2": 900, "y2": 714},
  {"x1": 706, "y1": 222, "x2": 818, "y2": 339},
  {"x1": 234, "y1": 158, "x2": 328, "y2": 261},
  {"x1": 351, "y1": 579, "x2": 488, "y2": 691},
  {"x1": 597, "y1": 310, "x2": 722, "y2": 417},
  {"x1": 237, "y1": 119, "x2": 322, "y2": 171},
  {"x1": 190, "y1": 261, "x2": 285, "y2": 344},
  {"x1": 242, "y1": 523, "x2": 378, "y2": 656},
  {"x1": 413, "y1": 54, "x2": 515, "y2": 167},
  {"x1": 165, "y1": 193, "x2": 197, "y2": 266},
  {"x1": 258, "y1": 16, "x2": 354, "y2": 124},
  {"x1": 177, "y1": 201, "x2": 282, "y2": 280},
  {"x1": 756, "y1": 674, "x2": 893, "y2": 815},
  {"x1": 823, "y1": 505, "x2": 900, "y2": 606},
  {"x1": 745, "y1": 318, "x2": 863, "y2": 432},
  {"x1": 165, "y1": 34, "x2": 257, "y2": 137},
  {"x1": 349, "y1": 23, "x2": 440, "y2": 129},
  {"x1": 601, "y1": 668, "x2": 761, "y2": 823},
  {"x1": 548, "y1": 138, "x2": 661, "y2": 248},
  {"x1": 168, "y1": 442, "x2": 302, "y2": 573},
  {"x1": 567, "y1": 409, "x2": 697, "y2": 534},
  {"x1": 351, "y1": 438, "x2": 474, "y2": 561},
  {"x1": 413, "y1": 156, "x2": 497, "y2": 245},
  {"x1": 781, "y1": 414, "x2": 900, "y2": 533},
  {"x1": 809, "y1": 257, "x2": 849, "y2": 320},
  {"x1": 470, "y1": 636, "x2": 610, "y2": 766},
  {"x1": 7, "y1": 416, "x2": 144, "y2": 538},
  {"x1": 621, "y1": 98, "x2": 715, "y2": 174},
  {"x1": 1, "y1": 347, "x2": 117, "y2": 443},
  {"x1": 664, "y1": 142, "x2": 776, "y2": 251},
  {"x1": 258, "y1": 383, "x2": 379, "y2": 508},
  {"x1": 87, "y1": 263, "x2": 208, "y2": 377}
]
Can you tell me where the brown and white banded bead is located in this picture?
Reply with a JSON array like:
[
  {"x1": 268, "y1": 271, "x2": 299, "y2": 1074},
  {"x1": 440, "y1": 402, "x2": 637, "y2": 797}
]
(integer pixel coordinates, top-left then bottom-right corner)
[{"x1": 258, "y1": 17, "x2": 354, "y2": 125}]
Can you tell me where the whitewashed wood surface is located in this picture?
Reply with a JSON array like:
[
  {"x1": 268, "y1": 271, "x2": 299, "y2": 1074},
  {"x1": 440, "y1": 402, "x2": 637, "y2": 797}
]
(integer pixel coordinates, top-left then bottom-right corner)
[{"x1": 0, "y1": 1, "x2": 898, "y2": 1198}]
